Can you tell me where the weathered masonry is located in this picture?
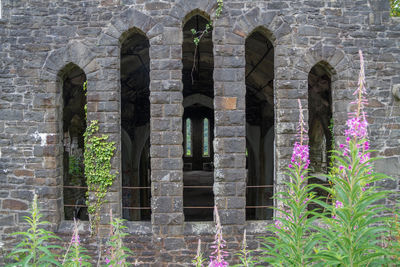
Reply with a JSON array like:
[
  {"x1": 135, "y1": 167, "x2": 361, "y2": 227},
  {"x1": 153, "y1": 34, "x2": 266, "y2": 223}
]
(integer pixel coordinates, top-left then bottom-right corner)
[{"x1": 0, "y1": 0, "x2": 400, "y2": 265}]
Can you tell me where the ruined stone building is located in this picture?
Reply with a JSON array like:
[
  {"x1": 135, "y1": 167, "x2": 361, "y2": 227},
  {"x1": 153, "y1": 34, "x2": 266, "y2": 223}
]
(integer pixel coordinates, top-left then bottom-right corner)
[{"x1": 0, "y1": 0, "x2": 399, "y2": 265}]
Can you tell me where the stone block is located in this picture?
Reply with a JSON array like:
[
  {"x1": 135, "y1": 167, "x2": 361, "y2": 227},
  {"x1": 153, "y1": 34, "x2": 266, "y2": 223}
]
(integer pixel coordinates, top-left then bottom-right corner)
[
  {"x1": 152, "y1": 196, "x2": 173, "y2": 213},
  {"x1": 164, "y1": 237, "x2": 185, "y2": 251},
  {"x1": 2, "y1": 199, "x2": 28, "y2": 210}
]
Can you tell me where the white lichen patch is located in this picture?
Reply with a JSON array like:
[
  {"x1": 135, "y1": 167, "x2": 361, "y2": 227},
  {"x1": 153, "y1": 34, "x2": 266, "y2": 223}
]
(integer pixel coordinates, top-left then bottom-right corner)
[{"x1": 32, "y1": 131, "x2": 48, "y2": 146}]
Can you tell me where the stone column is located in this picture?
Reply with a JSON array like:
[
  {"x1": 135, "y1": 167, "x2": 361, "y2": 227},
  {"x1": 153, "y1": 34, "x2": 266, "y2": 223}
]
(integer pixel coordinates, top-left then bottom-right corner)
[
  {"x1": 150, "y1": 25, "x2": 185, "y2": 242},
  {"x1": 213, "y1": 19, "x2": 246, "y2": 234}
]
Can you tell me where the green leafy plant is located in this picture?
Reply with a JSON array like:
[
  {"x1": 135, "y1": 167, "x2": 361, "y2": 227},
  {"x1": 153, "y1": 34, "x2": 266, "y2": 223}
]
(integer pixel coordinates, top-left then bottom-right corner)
[
  {"x1": 311, "y1": 50, "x2": 397, "y2": 266},
  {"x1": 233, "y1": 230, "x2": 257, "y2": 267},
  {"x1": 7, "y1": 194, "x2": 61, "y2": 266},
  {"x1": 391, "y1": 0, "x2": 400, "y2": 16},
  {"x1": 83, "y1": 81, "x2": 88, "y2": 119},
  {"x1": 191, "y1": 0, "x2": 223, "y2": 46},
  {"x1": 190, "y1": 0, "x2": 223, "y2": 83},
  {"x1": 104, "y1": 211, "x2": 135, "y2": 266},
  {"x1": 260, "y1": 100, "x2": 320, "y2": 266},
  {"x1": 192, "y1": 239, "x2": 206, "y2": 267},
  {"x1": 62, "y1": 219, "x2": 91, "y2": 267},
  {"x1": 69, "y1": 155, "x2": 84, "y2": 179},
  {"x1": 84, "y1": 120, "x2": 116, "y2": 233}
]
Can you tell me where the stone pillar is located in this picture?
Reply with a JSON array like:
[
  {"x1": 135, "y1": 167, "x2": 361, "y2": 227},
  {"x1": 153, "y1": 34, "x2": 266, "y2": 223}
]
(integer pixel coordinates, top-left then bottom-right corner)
[
  {"x1": 213, "y1": 19, "x2": 246, "y2": 234},
  {"x1": 150, "y1": 26, "x2": 185, "y2": 241}
]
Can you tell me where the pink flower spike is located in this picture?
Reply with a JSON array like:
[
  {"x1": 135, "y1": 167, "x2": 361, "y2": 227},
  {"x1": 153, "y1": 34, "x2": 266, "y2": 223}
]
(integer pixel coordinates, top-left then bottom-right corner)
[
  {"x1": 105, "y1": 258, "x2": 111, "y2": 264},
  {"x1": 335, "y1": 200, "x2": 344, "y2": 209},
  {"x1": 209, "y1": 206, "x2": 229, "y2": 267}
]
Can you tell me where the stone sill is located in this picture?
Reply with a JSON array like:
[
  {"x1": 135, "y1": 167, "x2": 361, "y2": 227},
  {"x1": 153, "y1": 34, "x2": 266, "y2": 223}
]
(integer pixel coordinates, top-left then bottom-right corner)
[
  {"x1": 125, "y1": 221, "x2": 152, "y2": 235},
  {"x1": 184, "y1": 221, "x2": 274, "y2": 235},
  {"x1": 246, "y1": 220, "x2": 274, "y2": 234},
  {"x1": 57, "y1": 220, "x2": 91, "y2": 233},
  {"x1": 57, "y1": 220, "x2": 153, "y2": 235},
  {"x1": 56, "y1": 220, "x2": 274, "y2": 235}
]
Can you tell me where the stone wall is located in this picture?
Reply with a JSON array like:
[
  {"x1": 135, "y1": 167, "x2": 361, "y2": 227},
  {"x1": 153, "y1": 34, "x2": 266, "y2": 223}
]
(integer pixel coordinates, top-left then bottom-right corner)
[{"x1": 0, "y1": 0, "x2": 399, "y2": 265}]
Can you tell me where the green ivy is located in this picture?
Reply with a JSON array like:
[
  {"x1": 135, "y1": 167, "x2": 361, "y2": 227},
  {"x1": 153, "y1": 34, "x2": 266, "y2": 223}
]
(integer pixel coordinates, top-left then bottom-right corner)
[
  {"x1": 84, "y1": 120, "x2": 116, "y2": 233},
  {"x1": 81, "y1": 80, "x2": 116, "y2": 233},
  {"x1": 83, "y1": 81, "x2": 88, "y2": 119},
  {"x1": 391, "y1": 0, "x2": 400, "y2": 16}
]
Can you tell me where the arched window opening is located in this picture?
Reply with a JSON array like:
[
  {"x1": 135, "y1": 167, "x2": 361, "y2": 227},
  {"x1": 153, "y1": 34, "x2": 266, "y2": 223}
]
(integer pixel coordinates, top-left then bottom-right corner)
[
  {"x1": 62, "y1": 64, "x2": 88, "y2": 221},
  {"x1": 308, "y1": 62, "x2": 333, "y2": 211},
  {"x1": 121, "y1": 31, "x2": 151, "y2": 221},
  {"x1": 182, "y1": 13, "x2": 214, "y2": 221},
  {"x1": 245, "y1": 30, "x2": 274, "y2": 220}
]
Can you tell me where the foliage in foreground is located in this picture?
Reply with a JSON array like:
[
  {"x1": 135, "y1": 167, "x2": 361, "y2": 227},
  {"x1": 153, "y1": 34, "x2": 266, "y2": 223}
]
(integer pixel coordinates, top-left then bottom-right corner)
[
  {"x1": 261, "y1": 99, "x2": 320, "y2": 266},
  {"x1": 5, "y1": 50, "x2": 400, "y2": 267},
  {"x1": 7, "y1": 195, "x2": 61, "y2": 267},
  {"x1": 260, "y1": 50, "x2": 398, "y2": 266},
  {"x1": 104, "y1": 211, "x2": 135, "y2": 266},
  {"x1": 62, "y1": 219, "x2": 91, "y2": 267}
]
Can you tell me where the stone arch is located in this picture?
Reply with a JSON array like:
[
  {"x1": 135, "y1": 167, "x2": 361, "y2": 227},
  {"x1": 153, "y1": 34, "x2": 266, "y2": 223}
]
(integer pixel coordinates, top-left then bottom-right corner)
[
  {"x1": 232, "y1": 7, "x2": 290, "y2": 41},
  {"x1": 170, "y1": 0, "x2": 216, "y2": 22},
  {"x1": 41, "y1": 41, "x2": 96, "y2": 82},
  {"x1": 300, "y1": 43, "x2": 353, "y2": 81},
  {"x1": 183, "y1": 94, "x2": 213, "y2": 109},
  {"x1": 294, "y1": 44, "x2": 354, "y2": 129},
  {"x1": 182, "y1": 8, "x2": 211, "y2": 26},
  {"x1": 97, "y1": 8, "x2": 159, "y2": 48}
]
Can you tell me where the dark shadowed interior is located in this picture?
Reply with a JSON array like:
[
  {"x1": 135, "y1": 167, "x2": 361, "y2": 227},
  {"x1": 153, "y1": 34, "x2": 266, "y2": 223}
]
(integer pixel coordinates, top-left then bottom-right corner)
[
  {"x1": 62, "y1": 64, "x2": 88, "y2": 221},
  {"x1": 308, "y1": 62, "x2": 333, "y2": 212},
  {"x1": 120, "y1": 31, "x2": 151, "y2": 221},
  {"x1": 182, "y1": 14, "x2": 214, "y2": 221},
  {"x1": 245, "y1": 30, "x2": 274, "y2": 220}
]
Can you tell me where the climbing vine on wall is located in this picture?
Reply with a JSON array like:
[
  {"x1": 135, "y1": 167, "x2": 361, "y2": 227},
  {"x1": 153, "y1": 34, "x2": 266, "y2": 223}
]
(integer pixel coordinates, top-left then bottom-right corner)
[
  {"x1": 82, "y1": 81, "x2": 116, "y2": 233},
  {"x1": 84, "y1": 120, "x2": 116, "y2": 232}
]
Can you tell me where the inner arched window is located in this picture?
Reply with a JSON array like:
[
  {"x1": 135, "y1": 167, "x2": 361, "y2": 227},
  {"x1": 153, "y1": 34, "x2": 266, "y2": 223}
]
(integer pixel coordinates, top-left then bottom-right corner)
[
  {"x1": 245, "y1": 30, "x2": 274, "y2": 220},
  {"x1": 61, "y1": 64, "x2": 88, "y2": 221},
  {"x1": 120, "y1": 30, "x2": 151, "y2": 221},
  {"x1": 182, "y1": 13, "x2": 214, "y2": 221}
]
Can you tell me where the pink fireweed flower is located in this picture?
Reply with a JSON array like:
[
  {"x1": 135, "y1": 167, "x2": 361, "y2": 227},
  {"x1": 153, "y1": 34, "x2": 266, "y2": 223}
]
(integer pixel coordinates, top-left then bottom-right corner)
[
  {"x1": 291, "y1": 142, "x2": 310, "y2": 169},
  {"x1": 105, "y1": 258, "x2": 111, "y2": 264},
  {"x1": 345, "y1": 117, "x2": 368, "y2": 140},
  {"x1": 290, "y1": 99, "x2": 310, "y2": 170},
  {"x1": 335, "y1": 200, "x2": 343, "y2": 209},
  {"x1": 209, "y1": 206, "x2": 229, "y2": 267},
  {"x1": 71, "y1": 219, "x2": 80, "y2": 246},
  {"x1": 362, "y1": 183, "x2": 370, "y2": 192},
  {"x1": 274, "y1": 220, "x2": 282, "y2": 230},
  {"x1": 71, "y1": 233, "x2": 80, "y2": 245},
  {"x1": 340, "y1": 50, "x2": 372, "y2": 172}
]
